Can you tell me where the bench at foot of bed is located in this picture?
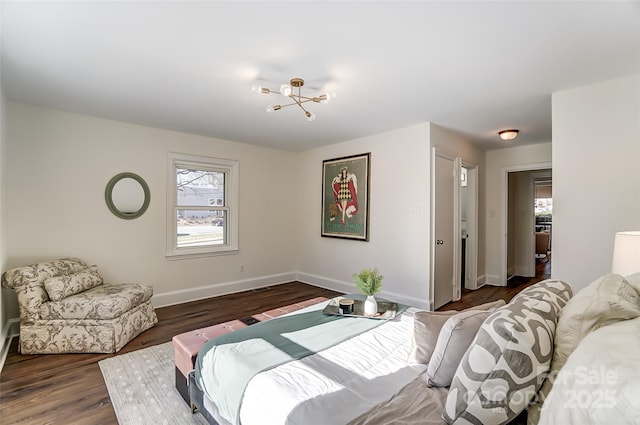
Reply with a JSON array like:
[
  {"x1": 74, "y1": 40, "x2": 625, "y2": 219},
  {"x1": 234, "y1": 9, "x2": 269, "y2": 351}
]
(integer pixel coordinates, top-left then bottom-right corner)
[{"x1": 172, "y1": 296, "x2": 329, "y2": 405}]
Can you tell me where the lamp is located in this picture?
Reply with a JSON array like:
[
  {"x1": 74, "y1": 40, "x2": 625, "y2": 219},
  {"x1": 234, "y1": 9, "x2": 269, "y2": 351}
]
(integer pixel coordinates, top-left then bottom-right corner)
[
  {"x1": 612, "y1": 231, "x2": 640, "y2": 276},
  {"x1": 498, "y1": 129, "x2": 519, "y2": 141},
  {"x1": 252, "y1": 78, "x2": 335, "y2": 122}
]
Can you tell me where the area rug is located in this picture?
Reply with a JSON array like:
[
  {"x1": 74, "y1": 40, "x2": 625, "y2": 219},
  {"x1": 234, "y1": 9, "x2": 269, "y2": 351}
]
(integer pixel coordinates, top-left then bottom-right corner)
[{"x1": 99, "y1": 342, "x2": 208, "y2": 425}]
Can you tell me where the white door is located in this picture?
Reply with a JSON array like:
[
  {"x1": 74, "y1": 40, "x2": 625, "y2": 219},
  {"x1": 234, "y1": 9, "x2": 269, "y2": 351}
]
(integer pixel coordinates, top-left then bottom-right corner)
[{"x1": 432, "y1": 151, "x2": 457, "y2": 309}]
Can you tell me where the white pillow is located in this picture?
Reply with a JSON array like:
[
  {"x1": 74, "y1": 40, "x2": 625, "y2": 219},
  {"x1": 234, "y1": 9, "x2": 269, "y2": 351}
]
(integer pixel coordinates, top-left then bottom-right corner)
[
  {"x1": 529, "y1": 273, "x2": 640, "y2": 424},
  {"x1": 409, "y1": 300, "x2": 505, "y2": 364},
  {"x1": 425, "y1": 309, "x2": 492, "y2": 387},
  {"x1": 539, "y1": 316, "x2": 640, "y2": 425}
]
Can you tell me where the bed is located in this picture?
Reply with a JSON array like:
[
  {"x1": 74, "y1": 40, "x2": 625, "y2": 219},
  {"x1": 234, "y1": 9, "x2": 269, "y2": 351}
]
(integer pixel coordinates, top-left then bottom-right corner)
[
  {"x1": 186, "y1": 275, "x2": 640, "y2": 425},
  {"x1": 188, "y1": 296, "x2": 448, "y2": 425}
]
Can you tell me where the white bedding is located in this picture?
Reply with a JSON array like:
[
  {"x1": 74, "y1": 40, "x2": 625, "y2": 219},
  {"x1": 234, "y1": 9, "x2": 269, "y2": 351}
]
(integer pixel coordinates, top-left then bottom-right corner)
[
  {"x1": 538, "y1": 316, "x2": 640, "y2": 425},
  {"x1": 199, "y1": 300, "x2": 427, "y2": 425}
]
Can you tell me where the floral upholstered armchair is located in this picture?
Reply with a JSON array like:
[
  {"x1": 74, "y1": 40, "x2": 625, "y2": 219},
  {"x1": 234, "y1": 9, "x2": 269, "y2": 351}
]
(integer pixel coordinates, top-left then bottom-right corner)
[{"x1": 1, "y1": 257, "x2": 158, "y2": 354}]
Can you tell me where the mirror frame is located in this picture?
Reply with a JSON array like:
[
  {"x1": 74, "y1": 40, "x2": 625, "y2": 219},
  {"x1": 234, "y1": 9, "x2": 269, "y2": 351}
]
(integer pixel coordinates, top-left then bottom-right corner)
[{"x1": 105, "y1": 172, "x2": 151, "y2": 220}]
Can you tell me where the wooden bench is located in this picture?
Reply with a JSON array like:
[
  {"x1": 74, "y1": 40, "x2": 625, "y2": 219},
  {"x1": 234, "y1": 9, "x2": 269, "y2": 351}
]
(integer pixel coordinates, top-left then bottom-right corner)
[{"x1": 171, "y1": 296, "x2": 329, "y2": 404}]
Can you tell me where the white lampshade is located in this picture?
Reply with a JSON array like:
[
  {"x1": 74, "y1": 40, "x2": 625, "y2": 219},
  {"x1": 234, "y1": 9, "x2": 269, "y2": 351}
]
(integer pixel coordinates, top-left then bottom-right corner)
[{"x1": 612, "y1": 231, "x2": 640, "y2": 276}]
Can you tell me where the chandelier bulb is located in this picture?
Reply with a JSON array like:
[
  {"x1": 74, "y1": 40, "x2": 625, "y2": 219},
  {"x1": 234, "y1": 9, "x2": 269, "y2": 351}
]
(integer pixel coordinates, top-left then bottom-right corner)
[
  {"x1": 280, "y1": 84, "x2": 292, "y2": 96},
  {"x1": 266, "y1": 105, "x2": 274, "y2": 113},
  {"x1": 306, "y1": 111, "x2": 316, "y2": 122},
  {"x1": 323, "y1": 92, "x2": 336, "y2": 103},
  {"x1": 251, "y1": 84, "x2": 262, "y2": 94}
]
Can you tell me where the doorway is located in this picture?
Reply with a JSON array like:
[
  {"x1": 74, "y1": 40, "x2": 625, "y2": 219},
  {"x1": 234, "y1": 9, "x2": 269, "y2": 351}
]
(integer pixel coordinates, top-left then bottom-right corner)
[
  {"x1": 505, "y1": 168, "x2": 552, "y2": 282},
  {"x1": 431, "y1": 148, "x2": 479, "y2": 310}
]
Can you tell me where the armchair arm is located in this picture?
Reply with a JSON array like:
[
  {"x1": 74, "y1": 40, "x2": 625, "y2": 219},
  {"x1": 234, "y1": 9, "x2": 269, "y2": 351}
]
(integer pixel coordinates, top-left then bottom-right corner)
[{"x1": 2, "y1": 258, "x2": 88, "y2": 320}]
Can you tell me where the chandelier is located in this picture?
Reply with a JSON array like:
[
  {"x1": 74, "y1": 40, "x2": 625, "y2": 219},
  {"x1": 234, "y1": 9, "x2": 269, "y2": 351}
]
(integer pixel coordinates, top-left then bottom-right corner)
[{"x1": 252, "y1": 78, "x2": 335, "y2": 122}]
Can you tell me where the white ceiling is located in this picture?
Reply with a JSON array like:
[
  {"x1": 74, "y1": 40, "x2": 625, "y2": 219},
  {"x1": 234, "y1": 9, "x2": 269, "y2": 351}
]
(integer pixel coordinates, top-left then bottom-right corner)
[{"x1": 1, "y1": 1, "x2": 639, "y2": 152}]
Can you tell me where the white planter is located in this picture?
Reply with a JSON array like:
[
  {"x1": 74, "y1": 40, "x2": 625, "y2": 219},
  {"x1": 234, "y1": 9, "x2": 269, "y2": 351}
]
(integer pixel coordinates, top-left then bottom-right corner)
[{"x1": 363, "y1": 295, "x2": 378, "y2": 316}]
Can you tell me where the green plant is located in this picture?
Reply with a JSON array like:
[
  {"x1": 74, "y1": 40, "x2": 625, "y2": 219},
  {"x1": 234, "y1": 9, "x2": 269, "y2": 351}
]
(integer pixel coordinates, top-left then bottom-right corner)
[{"x1": 353, "y1": 268, "x2": 384, "y2": 296}]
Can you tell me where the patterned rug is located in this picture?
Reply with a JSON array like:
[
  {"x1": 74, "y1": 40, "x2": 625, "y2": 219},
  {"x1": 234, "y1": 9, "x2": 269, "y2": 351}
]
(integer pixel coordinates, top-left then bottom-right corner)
[{"x1": 99, "y1": 342, "x2": 208, "y2": 425}]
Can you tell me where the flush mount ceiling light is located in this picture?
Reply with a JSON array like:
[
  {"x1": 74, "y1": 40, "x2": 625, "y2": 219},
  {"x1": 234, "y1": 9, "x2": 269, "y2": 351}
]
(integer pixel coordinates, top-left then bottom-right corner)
[
  {"x1": 498, "y1": 129, "x2": 519, "y2": 141},
  {"x1": 251, "y1": 77, "x2": 335, "y2": 122}
]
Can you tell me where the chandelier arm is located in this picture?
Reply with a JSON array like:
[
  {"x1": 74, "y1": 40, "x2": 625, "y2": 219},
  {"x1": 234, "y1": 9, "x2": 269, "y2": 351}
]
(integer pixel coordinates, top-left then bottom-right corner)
[
  {"x1": 275, "y1": 101, "x2": 301, "y2": 109},
  {"x1": 290, "y1": 94, "x2": 311, "y2": 114}
]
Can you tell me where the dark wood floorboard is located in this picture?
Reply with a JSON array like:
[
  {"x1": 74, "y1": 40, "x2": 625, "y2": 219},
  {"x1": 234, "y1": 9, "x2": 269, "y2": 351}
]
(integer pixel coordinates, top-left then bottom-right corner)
[
  {"x1": 439, "y1": 255, "x2": 551, "y2": 311},
  {"x1": 0, "y1": 262, "x2": 551, "y2": 425}
]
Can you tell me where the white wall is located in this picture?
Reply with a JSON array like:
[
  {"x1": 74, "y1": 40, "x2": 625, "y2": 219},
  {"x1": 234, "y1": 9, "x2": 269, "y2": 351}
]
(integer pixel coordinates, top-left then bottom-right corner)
[
  {"x1": 485, "y1": 143, "x2": 552, "y2": 285},
  {"x1": 552, "y1": 73, "x2": 640, "y2": 292},
  {"x1": 295, "y1": 124, "x2": 432, "y2": 308},
  {"x1": 5, "y1": 103, "x2": 299, "y2": 308}
]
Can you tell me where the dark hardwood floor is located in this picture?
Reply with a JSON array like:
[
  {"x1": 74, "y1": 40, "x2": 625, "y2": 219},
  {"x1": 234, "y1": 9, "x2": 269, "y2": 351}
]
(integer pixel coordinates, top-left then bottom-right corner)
[
  {"x1": 0, "y1": 283, "x2": 341, "y2": 425},
  {"x1": 0, "y1": 260, "x2": 551, "y2": 425},
  {"x1": 439, "y1": 255, "x2": 551, "y2": 311}
]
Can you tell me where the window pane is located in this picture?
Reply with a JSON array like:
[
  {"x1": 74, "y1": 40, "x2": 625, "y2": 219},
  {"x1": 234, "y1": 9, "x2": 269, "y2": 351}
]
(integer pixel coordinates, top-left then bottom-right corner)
[
  {"x1": 176, "y1": 168, "x2": 225, "y2": 207},
  {"x1": 177, "y1": 210, "x2": 226, "y2": 247}
]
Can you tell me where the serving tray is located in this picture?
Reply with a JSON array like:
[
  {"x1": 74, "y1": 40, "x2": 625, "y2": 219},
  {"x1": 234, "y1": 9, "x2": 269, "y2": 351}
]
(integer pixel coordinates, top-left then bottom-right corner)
[{"x1": 322, "y1": 296, "x2": 398, "y2": 320}]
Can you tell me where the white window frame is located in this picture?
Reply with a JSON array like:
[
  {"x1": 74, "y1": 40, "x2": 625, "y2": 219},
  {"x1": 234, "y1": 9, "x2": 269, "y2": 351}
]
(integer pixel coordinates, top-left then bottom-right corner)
[{"x1": 166, "y1": 152, "x2": 239, "y2": 259}]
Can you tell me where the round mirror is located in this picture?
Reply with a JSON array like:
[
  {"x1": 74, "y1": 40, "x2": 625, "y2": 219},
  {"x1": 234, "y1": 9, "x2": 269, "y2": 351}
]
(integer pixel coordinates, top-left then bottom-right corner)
[{"x1": 105, "y1": 172, "x2": 150, "y2": 220}]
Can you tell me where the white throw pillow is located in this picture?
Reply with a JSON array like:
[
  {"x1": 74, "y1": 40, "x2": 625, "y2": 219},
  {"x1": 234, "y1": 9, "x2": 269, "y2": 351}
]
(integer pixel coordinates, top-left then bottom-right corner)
[
  {"x1": 425, "y1": 309, "x2": 492, "y2": 387},
  {"x1": 529, "y1": 273, "x2": 640, "y2": 424},
  {"x1": 539, "y1": 316, "x2": 640, "y2": 425},
  {"x1": 409, "y1": 300, "x2": 505, "y2": 364}
]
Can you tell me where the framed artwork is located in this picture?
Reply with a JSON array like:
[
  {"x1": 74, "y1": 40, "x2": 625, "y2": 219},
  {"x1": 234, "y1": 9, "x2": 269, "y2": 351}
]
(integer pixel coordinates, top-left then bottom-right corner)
[{"x1": 321, "y1": 153, "x2": 370, "y2": 241}]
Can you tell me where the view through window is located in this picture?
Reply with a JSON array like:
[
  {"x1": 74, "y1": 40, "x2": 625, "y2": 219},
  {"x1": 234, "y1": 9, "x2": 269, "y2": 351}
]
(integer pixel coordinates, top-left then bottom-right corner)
[
  {"x1": 167, "y1": 152, "x2": 239, "y2": 258},
  {"x1": 176, "y1": 168, "x2": 227, "y2": 248}
]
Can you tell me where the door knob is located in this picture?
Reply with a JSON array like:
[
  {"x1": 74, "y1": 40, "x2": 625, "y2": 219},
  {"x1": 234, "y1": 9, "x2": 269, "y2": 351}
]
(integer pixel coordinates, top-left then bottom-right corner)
[{"x1": 436, "y1": 239, "x2": 444, "y2": 245}]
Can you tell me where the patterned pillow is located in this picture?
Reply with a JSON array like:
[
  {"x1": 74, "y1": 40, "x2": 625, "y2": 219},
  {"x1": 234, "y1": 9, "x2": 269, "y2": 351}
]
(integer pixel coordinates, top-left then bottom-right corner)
[
  {"x1": 442, "y1": 279, "x2": 572, "y2": 425},
  {"x1": 43, "y1": 266, "x2": 104, "y2": 301}
]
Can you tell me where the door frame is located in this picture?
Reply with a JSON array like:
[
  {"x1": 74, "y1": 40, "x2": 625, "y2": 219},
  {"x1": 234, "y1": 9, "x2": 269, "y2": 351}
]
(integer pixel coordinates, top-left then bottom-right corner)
[
  {"x1": 500, "y1": 161, "x2": 552, "y2": 285},
  {"x1": 430, "y1": 148, "x2": 479, "y2": 309},
  {"x1": 461, "y1": 161, "x2": 479, "y2": 291}
]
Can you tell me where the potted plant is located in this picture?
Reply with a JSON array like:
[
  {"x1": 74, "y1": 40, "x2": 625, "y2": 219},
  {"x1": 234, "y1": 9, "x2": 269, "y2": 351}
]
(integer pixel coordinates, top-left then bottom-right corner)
[{"x1": 353, "y1": 268, "x2": 384, "y2": 315}]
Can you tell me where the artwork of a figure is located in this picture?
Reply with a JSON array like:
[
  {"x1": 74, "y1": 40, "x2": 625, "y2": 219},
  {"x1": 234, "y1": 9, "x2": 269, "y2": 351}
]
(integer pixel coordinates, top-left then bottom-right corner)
[{"x1": 332, "y1": 166, "x2": 359, "y2": 224}]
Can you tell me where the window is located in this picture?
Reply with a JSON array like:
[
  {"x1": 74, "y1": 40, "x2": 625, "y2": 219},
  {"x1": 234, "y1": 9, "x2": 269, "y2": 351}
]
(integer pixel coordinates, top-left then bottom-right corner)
[{"x1": 166, "y1": 152, "x2": 239, "y2": 258}]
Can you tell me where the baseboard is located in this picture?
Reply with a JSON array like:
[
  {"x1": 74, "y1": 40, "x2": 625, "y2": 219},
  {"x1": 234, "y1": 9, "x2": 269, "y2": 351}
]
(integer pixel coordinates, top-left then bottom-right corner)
[
  {"x1": 151, "y1": 272, "x2": 297, "y2": 308},
  {"x1": 296, "y1": 272, "x2": 430, "y2": 310},
  {"x1": 0, "y1": 318, "x2": 20, "y2": 374},
  {"x1": 484, "y1": 274, "x2": 506, "y2": 286},
  {"x1": 465, "y1": 274, "x2": 486, "y2": 290}
]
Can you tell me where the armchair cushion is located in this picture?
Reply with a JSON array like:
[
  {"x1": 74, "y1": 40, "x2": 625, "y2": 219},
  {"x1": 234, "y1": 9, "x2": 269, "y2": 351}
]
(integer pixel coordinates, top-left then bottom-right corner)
[
  {"x1": 39, "y1": 283, "x2": 154, "y2": 320},
  {"x1": 43, "y1": 265, "x2": 103, "y2": 301}
]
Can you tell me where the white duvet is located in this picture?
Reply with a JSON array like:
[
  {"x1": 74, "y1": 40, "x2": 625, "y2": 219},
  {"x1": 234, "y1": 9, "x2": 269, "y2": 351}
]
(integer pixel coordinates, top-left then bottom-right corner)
[
  {"x1": 538, "y1": 316, "x2": 640, "y2": 425},
  {"x1": 203, "y1": 301, "x2": 426, "y2": 425}
]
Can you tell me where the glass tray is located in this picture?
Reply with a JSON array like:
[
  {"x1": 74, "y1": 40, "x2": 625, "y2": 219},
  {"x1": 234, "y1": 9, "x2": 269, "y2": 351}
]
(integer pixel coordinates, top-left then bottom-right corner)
[{"x1": 322, "y1": 296, "x2": 398, "y2": 320}]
